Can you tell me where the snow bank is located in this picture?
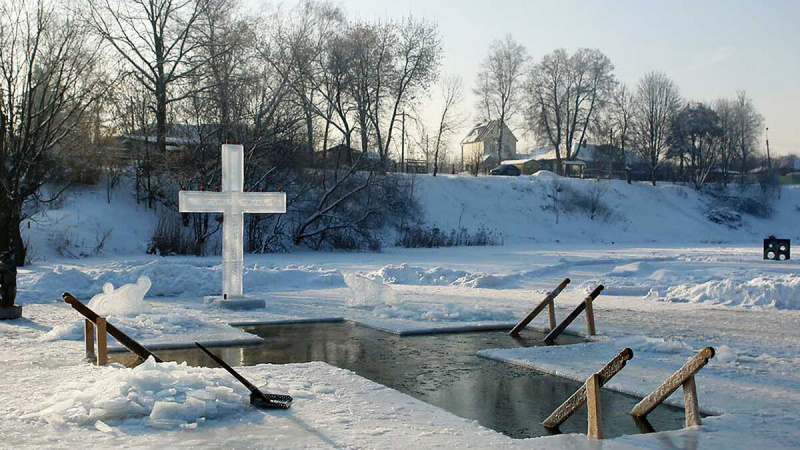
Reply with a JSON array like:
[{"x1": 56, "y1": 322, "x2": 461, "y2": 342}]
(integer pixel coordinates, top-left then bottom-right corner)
[
  {"x1": 22, "y1": 357, "x2": 261, "y2": 429},
  {"x1": 372, "y1": 263, "x2": 518, "y2": 289},
  {"x1": 18, "y1": 261, "x2": 344, "y2": 303},
  {"x1": 663, "y1": 273, "x2": 800, "y2": 309}
]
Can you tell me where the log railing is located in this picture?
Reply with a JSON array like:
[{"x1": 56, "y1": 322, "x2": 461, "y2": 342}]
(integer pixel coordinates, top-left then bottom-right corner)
[
  {"x1": 630, "y1": 347, "x2": 715, "y2": 427},
  {"x1": 63, "y1": 292, "x2": 162, "y2": 363},
  {"x1": 544, "y1": 285, "x2": 604, "y2": 344},
  {"x1": 542, "y1": 347, "x2": 634, "y2": 439},
  {"x1": 509, "y1": 278, "x2": 570, "y2": 335}
]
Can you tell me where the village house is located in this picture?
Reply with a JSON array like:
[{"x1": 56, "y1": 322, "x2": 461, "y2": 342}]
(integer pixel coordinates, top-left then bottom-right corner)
[{"x1": 460, "y1": 120, "x2": 518, "y2": 172}]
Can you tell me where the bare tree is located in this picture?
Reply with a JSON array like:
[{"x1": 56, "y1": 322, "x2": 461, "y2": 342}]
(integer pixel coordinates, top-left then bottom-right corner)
[
  {"x1": 89, "y1": 0, "x2": 211, "y2": 154},
  {"x1": 714, "y1": 98, "x2": 736, "y2": 185},
  {"x1": 474, "y1": 35, "x2": 528, "y2": 168},
  {"x1": 0, "y1": 0, "x2": 107, "y2": 265},
  {"x1": 731, "y1": 91, "x2": 763, "y2": 180},
  {"x1": 526, "y1": 48, "x2": 616, "y2": 175},
  {"x1": 632, "y1": 71, "x2": 681, "y2": 186},
  {"x1": 669, "y1": 102, "x2": 722, "y2": 190},
  {"x1": 432, "y1": 75, "x2": 465, "y2": 176},
  {"x1": 371, "y1": 17, "x2": 441, "y2": 167}
]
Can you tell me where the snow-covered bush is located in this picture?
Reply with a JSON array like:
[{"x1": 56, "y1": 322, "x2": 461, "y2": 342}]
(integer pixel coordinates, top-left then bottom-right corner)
[
  {"x1": 706, "y1": 207, "x2": 743, "y2": 228},
  {"x1": 395, "y1": 225, "x2": 502, "y2": 248}
]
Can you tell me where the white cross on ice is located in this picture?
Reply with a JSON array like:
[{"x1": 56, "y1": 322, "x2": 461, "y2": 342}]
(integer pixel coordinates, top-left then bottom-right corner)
[{"x1": 179, "y1": 144, "x2": 286, "y2": 299}]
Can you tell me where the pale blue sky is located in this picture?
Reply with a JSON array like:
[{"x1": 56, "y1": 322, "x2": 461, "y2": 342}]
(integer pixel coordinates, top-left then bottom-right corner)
[{"x1": 272, "y1": 0, "x2": 800, "y2": 156}]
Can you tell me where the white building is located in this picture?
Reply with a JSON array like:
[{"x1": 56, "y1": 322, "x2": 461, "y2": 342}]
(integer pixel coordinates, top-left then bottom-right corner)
[{"x1": 460, "y1": 120, "x2": 518, "y2": 172}]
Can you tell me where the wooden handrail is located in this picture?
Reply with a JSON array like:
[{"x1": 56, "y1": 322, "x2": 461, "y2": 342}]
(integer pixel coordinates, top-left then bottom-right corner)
[
  {"x1": 630, "y1": 347, "x2": 715, "y2": 427},
  {"x1": 544, "y1": 285, "x2": 604, "y2": 344},
  {"x1": 63, "y1": 292, "x2": 163, "y2": 363},
  {"x1": 543, "y1": 347, "x2": 634, "y2": 429},
  {"x1": 509, "y1": 278, "x2": 570, "y2": 335}
]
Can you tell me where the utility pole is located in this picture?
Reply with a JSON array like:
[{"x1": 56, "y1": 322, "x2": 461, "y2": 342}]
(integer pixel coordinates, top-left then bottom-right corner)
[
  {"x1": 400, "y1": 112, "x2": 406, "y2": 173},
  {"x1": 766, "y1": 127, "x2": 772, "y2": 170}
]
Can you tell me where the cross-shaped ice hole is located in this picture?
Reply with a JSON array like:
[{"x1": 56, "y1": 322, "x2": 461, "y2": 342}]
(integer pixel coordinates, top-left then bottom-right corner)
[{"x1": 179, "y1": 144, "x2": 286, "y2": 298}]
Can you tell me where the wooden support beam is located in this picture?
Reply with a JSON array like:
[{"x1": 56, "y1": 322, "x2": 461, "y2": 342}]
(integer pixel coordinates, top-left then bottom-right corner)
[
  {"x1": 630, "y1": 347, "x2": 715, "y2": 418},
  {"x1": 543, "y1": 348, "x2": 633, "y2": 428},
  {"x1": 547, "y1": 302, "x2": 556, "y2": 331},
  {"x1": 63, "y1": 292, "x2": 163, "y2": 363},
  {"x1": 84, "y1": 319, "x2": 95, "y2": 361},
  {"x1": 586, "y1": 374, "x2": 603, "y2": 439},
  {"x1": 683, "y1": 375, "x2": 701, "y2": 427},
  {"x1": 509, "y1": 278, "x2": 570, "y2": 335},
  {"x1": 585, "y1": 297, "x2": 596, "y2": 336},
  {"x1": 544, "y1": 285, "x2": 604, "y2": 344},
  {"x1": 96, "y1": 317, "x2": 108, "y2": 366}
]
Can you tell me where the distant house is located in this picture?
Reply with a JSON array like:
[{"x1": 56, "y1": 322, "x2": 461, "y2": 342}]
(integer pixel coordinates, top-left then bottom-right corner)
[
  {"x1": 460, "y1": 120, "x2": 518, "y2": 172},
  {"x1": 121, "y1": 123, "x2": 217, "y2": 153},
  {"x1": 531, "y1": 144, "x2": 641, "y2": 178},
  {"x1": 501, "y1": 157, "x2": 541, "y2": 175},
  {"x1": 316, "y1": 144, "x2": 380, "y2": 170}
]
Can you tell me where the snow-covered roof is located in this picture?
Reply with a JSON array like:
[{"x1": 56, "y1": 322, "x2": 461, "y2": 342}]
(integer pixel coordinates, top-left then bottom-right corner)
[
  {"x1": 501, "y1": 158, "x2": 538, "y2": 165},
  {"x1": 461, "y1": 120, "x2": 518, "y2": 145}
]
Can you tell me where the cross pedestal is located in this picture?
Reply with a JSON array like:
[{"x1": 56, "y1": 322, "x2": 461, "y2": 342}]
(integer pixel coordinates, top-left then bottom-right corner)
[{"x1": 179, "y1": 144, "x2": 286, "y2": 309}]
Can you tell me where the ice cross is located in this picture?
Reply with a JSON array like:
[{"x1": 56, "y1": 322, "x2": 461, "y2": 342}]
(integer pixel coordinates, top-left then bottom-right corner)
[{"x1": 179, "y1": 144, "x2": 286, "y2": 299}]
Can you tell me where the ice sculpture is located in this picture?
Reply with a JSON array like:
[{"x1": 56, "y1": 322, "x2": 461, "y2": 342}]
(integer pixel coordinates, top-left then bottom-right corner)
[
  {"x1": 343, "y1": 273, "x2": 399, "y2": 308},
  {"x1": 179, "y1": 144, "x2": 286, "y2": 305},
  {"x1": 88, "y1": 276, "x2": 152, "y2": 316}
]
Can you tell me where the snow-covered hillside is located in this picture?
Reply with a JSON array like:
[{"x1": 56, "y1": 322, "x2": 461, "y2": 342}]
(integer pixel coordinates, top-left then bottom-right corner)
[
  {"x1": 412, "y1": 172, "x2": 800, "y2": 245},
  {"x1": 22, "y1": 174, "x2": 800, "y2": 261}
]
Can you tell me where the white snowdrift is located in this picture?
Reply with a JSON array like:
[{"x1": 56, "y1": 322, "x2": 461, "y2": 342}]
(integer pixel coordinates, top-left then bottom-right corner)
[
  {"x1": 18, "y1": 261, "x2": 344, "y2": 303},
  {"x1": 21, "y1": 357, "x2": 264, "y2": 429},
  {"x1": 664, "y1": 273, "x2": 800, "y2": 309},
  {"x1": 373, "y1": 263, "x2": 517, "y2": 289},
  {"x1": 345, "y1": 272, "x2": 514, "y2": 322}
]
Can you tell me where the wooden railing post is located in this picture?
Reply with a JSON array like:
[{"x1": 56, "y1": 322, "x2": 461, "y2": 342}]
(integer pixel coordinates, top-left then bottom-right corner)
[
  {"x1": 630, "y1": 347, "x2": 715, "y2": 427},
  {"x1": 544, "y1": 285, "x2": 604, "y2": 344},
  {"x1": 63, "y1": 292, "x2": 162, "y2": 363},
  {"x1": 586, "y1": 374, "x2": 603, "y2": 439},
  {"x1": 96, "y1": 317, "x2": 108, "y2": 366},
  {"x1": 84, "y1": 319, "x2": 96, "y2": 362},
  {"x1": 543, "y1": 348, "x2": 634, "y2": 430},
  {"x1": 683, "y1": 375, "x2": 701, "y2": 427},
  {"x1": 585, "y1": 297, "x2": 596, "y2": 336},
  {"x1": 509, "y1": 278, "x2": 570, "y2": 335}
]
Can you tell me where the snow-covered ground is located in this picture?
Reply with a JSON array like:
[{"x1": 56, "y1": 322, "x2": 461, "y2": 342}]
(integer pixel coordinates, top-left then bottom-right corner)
[{"x1": 2, "y1": 176, "x2": 799, "y2": 448}]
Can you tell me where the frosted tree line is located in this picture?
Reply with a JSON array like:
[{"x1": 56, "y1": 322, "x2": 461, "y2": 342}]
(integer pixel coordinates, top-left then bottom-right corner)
[{"x1": 476, "y1": 36, "x2": 767, "y2": 187}]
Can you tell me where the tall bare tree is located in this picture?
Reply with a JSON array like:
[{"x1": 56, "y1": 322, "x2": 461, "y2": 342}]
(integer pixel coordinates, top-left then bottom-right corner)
[
  {"x1": 432, "y1": 75, "x2": 465, "y2": 176},
  {"x1": 0, "y1": 0, "x2": 107, "y2": 265},
  {"x1": 526, "y1": 48, "x2": 615, "y2": 174},
  {"x1": 474, "y1": 35, "x2": 527, "y2": 168},
  {"x1": 731, "y1": 91, "x2": 763, "y2": 180},
  {"x1": 89, "y1": 0, "x2": 210, "y2": 154},
  {"x1": 632, "y1": 71, "x2": 681, "y2": 186}
]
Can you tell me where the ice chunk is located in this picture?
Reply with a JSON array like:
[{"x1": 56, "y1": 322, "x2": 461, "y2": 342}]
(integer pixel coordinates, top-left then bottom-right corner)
[
  {"x1": 343, "y1": 273, "x2": 399, "y2": 308},
  {"x1": 88, "y1": 276, "x2": 152, "y2": 316}
]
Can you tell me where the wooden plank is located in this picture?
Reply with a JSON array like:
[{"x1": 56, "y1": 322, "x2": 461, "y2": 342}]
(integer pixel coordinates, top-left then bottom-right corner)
[
  {"x1": 543, "y1": 347, "x2": 633, "y2": 428},
  {"x1": 63, "y1": 292, "x2": 163, "y2": 363},
  {"x1": 84, "y1": 319, "x2": 95, "y2": 361},
  {"x1": 585, "y1": 297, "x2": 596, "y2": 336},
  {"x1": 683, "y1": 375, "x2": 701, "y2": 427},
  {"x1": 96, "y1": 317, "x2": 108, "y2": 366},
  {"x1": 630, "y1": 347, "x2": 715, "y2": 417},
  {"x1": 544, "y1": 285, "x2": 604, "y2": 344},
  {"x1": 509, "y1": 278, "x2": 570, "y2": 335},
  {"x1": 586, "y1": 374, "x2": 603, "y2": 439}
]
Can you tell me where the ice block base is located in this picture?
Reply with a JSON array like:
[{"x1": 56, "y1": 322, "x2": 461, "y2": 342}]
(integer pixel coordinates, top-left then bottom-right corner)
[{"x1": 203, "y1": 295, "x2": 265, "y2": 310}]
